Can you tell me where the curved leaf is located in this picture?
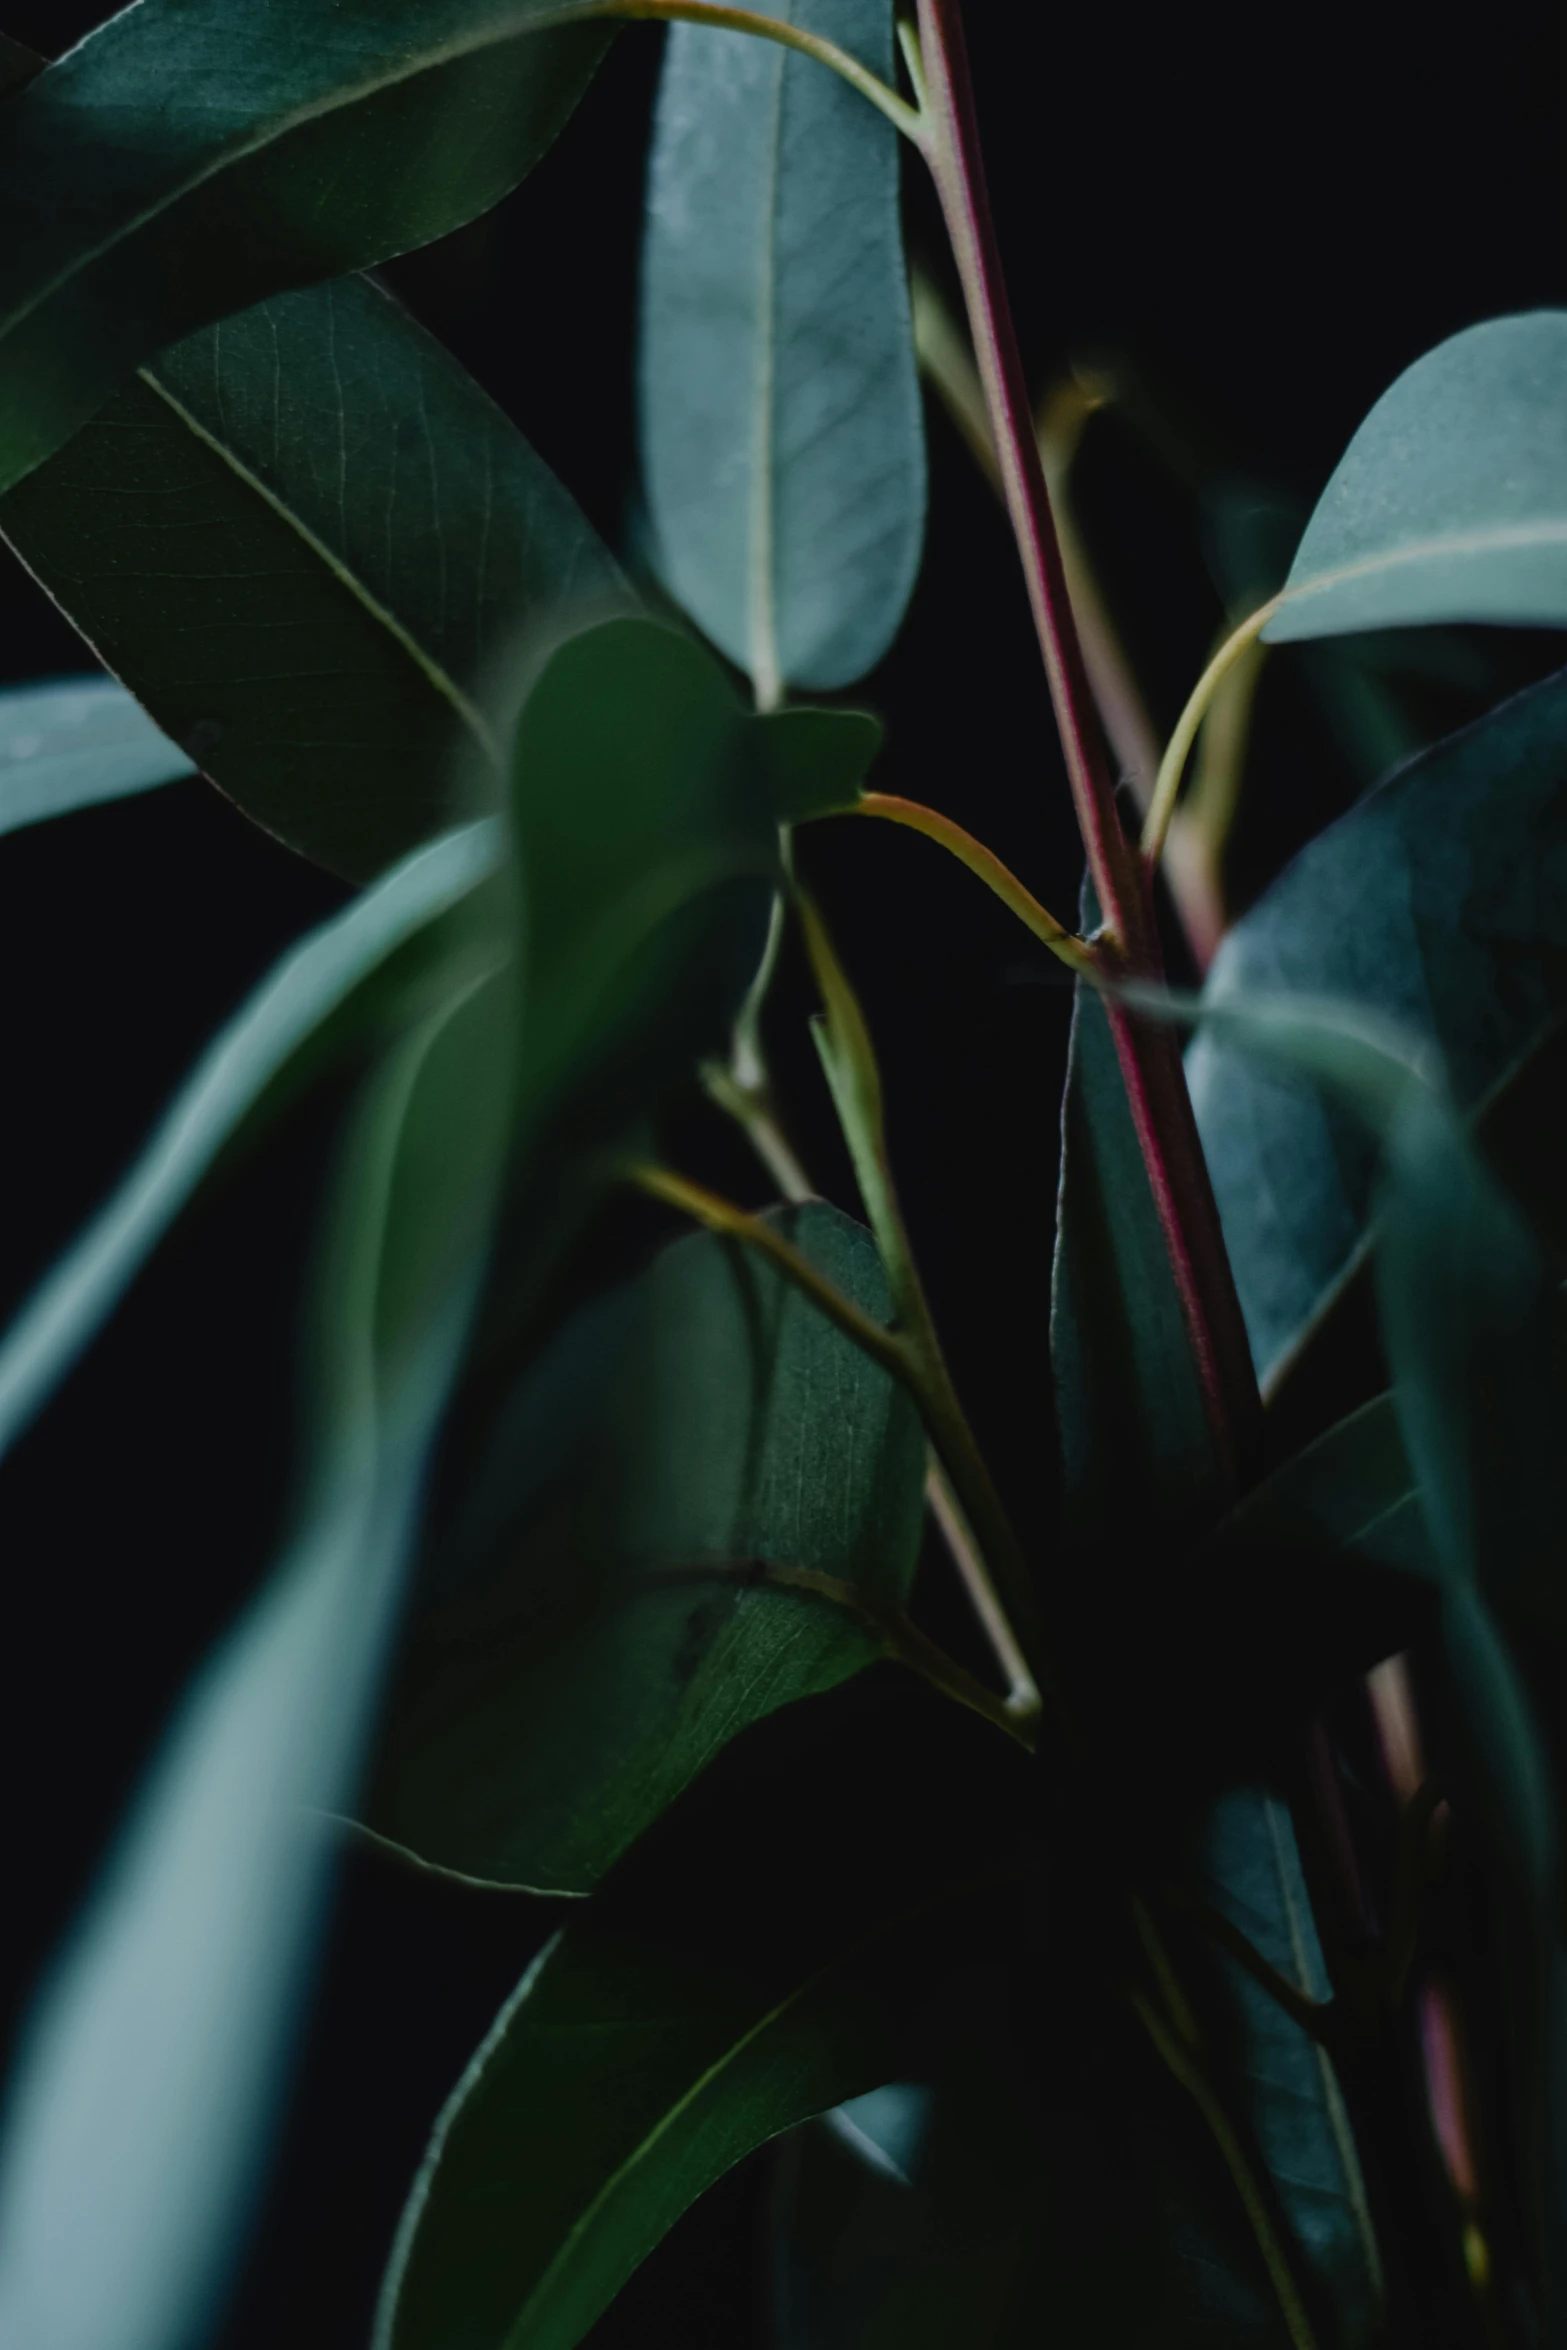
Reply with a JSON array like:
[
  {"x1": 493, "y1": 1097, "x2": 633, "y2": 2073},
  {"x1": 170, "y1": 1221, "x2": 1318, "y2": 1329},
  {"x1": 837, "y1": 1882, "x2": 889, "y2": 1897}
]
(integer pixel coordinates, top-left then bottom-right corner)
[
  {"x1": 375, "y1": 1681, "x2": 1030, "y2": 2350},
  {"x1": 0, "y1": 674, "x2": 190, "y2": 837},
  {"x1": 0, "y1": 0, "x2": 612, "y2": 496},
  {"x1": 0, "y1": 978, "x2": 512, "y2": 2350},
  {"x1": 365, "y1": 1201, "x2": 926, "y2": 1891},
  {"x1": 1, "y1": 274, "x2": 625, "y2": 880},
  {"x1": 0, "y1": 820, "x2": 498, "y2": 1466},
  {"x1": 1264, "y1": 313, "x2": 1567, "y2": 643},
  {"x1": 1189, "y1": 664, "x2": 1567, "y2": 1380},
  {"x1": 640, "y1": 0, "x2": 925, "y2": 696}
]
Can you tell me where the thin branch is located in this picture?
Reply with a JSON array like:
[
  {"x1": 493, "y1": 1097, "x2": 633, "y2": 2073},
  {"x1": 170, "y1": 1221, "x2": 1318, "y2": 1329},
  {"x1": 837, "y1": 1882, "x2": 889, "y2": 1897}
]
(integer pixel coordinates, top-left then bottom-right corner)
[
  {"x1": 1142, "y1": 598, "x2": 1280, "y2": 866},
  {"x1": 594, "y1": 0, "x2": 925, "y2": 140},
  {"x1": 1130, "y1": 1987, "x2": 1324, "y2": 2350},
  {"x1": 642, "y1": 1559, "x2": 1037, "y2": 1750},
  {"x1": 851, "y1": 792, "x2": 1096, "y2": 972},
  {"x1": 1168, "y1": 1888, "x2": 1340, "y2": 2046},
  {"x1": 924, "y1": 1455, "x2": 1040, "y2": 1722}
]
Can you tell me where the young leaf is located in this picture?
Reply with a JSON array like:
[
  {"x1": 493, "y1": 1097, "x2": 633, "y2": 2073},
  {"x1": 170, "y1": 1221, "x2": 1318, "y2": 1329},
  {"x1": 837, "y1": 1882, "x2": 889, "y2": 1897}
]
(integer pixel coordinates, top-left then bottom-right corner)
[
  {"x1": 0, "y1": 0, "x2": 613, "y2": 496},
  {"x1": 0, "y1": 674, "x2": 191, "y2": 837},
  {"x1": 0, "y1": 821, "x2": 498, "y2": 1465},
  {"x1": 640, "y1": 0, "x2": 925, "y2": 699},
  {"x1": 374, "y1": 1680, "x2": 1031, "y2": 2350},
  {"x1": 1188, "y1": 665, "x2": 1567, "y2": 1380},
  {"x1": 1263, "y1": 313, "x2": 1567, "y2": 642},
  {"x1": 1, "y1": 275, "x2": 625, "y2": 880},
  {"x1": 364, "y1": 1201, "x2": 927, "y2": 1891},
  {"x1": 0, "y1": 977, "x2": 511, "y2": 2350}
]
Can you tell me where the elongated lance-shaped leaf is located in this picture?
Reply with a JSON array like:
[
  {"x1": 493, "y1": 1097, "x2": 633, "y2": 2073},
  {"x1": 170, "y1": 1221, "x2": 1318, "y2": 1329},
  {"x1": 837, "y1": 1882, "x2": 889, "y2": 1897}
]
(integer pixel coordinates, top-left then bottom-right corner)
[
  {"x1": 0, "y1": 674, "x2": 191, "y2": 837},
  {"x1": 375, "y1": 1678, "x2": 1031, "y2": 2350},
  {"x1": 364, "y1": 1201, "x2": 926, "y2": 1891},
  {"x1": 0, "y1": 972, "x2": 514, "y2": 2350},
  {"x1": 0, "y1": 820, "x2": 498, "y2": 1467},
  {"x1": 0, "y1": 0, "x2": 614, "y2": 498},
  {"x1": 640, "y1": 0, "x2": 925, "y2": 698},
  {"x1": 1263, "y1": 313, "x2": 1567, "y2": 642},
  {"x1": 1188, "y1": 664, "x2": 1567, "y2": 1382},
  {"x1": 1, "y1": 274, "x2": 626, "y2": 880},
  {"x1": 1051, "y1": 940, "x2": 1383, "y2": 2341}
]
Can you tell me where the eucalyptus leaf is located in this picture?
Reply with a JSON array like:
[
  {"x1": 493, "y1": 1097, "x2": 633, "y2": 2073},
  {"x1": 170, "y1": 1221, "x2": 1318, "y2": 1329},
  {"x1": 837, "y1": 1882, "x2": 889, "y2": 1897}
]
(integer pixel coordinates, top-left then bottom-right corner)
[
  {"x1": 0, "y1": 820, "x2": 497, "y2": 1466},
  {"x1": 0, "y1": 674, "x2": 190, "y2": 838},
  {"x1": 1262, "y1": 313, "x2": 1567, "y2": 643},
  {"x1": 1188, "y1": 664, "x2": 1567, "y2": 1380},
  {"x1": 1, "y1": 274, "x2": 625, "y2": 880},
  {"x1": 365, "y1": 1201, "x2": 926, "y2": 1891},
  {"x1": 0, "y1": 977, "x2": 511, "y2": 2350},
  {"x1": 0, "y1": 0, "x2": 613, "y2": 497},
  {"x1": 375, "y1": 1679, "x2": 1031, "y2": 2350},
  {"x1": 640, "y1": 0, "x2": 925, "y2": 696}
]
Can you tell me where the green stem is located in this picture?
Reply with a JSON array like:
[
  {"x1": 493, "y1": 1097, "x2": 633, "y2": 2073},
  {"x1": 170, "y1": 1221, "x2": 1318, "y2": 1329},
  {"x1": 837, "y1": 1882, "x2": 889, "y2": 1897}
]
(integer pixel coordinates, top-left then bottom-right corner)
[
  {"x1": 594, "y1": 0, "x2": 925, "y2": 139},
  {"x1": 850, "y1": 793, "x2": 1096, "y2": 973},
  {"x1": 1141, "y1": 598, "x2": 1281, "y2": 867}
]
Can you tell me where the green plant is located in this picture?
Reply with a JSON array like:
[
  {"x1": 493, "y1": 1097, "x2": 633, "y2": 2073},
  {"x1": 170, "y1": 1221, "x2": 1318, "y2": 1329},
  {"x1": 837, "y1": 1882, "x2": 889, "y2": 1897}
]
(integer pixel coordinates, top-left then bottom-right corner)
[{"x1": 1, "y1": 6, "x2": 1566, "y2": 2346}]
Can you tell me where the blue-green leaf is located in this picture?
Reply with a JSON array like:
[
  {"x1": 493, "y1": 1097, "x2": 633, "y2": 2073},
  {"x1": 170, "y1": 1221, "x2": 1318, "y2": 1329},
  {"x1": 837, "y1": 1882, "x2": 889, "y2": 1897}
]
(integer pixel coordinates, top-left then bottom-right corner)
[
  {"x1": 639, "y1": 0, "x2": 924, "y2": 698},
  {"x1": 0, "y1": 976, "x2": 511, "y2": 2350},
  {"x1": 1188, "y1": 665, "x2": 1567, "y2": 1380},
  {"x1": 0, "y1": 675, "x2": 190, "y2": 837},
  {"x1": 1263, "y1": 314, "x2": 1567, "y2": 643},
  {"x1": 0, "y1": 0, "x2": 612, "y2": 497},
  {"x1": 0, "y1": 820, "x2": 497, "y2": 1465}
]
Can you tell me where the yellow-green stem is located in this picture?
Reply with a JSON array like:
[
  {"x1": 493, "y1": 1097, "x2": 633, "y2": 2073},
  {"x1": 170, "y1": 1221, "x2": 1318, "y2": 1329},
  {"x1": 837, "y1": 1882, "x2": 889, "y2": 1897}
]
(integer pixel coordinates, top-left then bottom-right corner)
[{"x1": 1141, "y1": 598, "x2": 1281, "y2": 867}]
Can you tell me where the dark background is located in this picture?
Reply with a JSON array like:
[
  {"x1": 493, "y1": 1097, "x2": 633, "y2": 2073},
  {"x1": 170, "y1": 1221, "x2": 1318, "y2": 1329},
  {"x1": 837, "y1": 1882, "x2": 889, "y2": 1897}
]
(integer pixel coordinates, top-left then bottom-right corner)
[{"x1": 0, "y1": 4, "x2": 1561, "y2": 2342}]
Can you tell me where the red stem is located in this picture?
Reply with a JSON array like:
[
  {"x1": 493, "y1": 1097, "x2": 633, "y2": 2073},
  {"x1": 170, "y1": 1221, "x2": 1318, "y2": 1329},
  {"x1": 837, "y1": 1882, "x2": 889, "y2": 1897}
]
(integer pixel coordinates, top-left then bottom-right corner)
[{"x1": 914, "y1": 0, "x2": 1259, "y2": 1491}]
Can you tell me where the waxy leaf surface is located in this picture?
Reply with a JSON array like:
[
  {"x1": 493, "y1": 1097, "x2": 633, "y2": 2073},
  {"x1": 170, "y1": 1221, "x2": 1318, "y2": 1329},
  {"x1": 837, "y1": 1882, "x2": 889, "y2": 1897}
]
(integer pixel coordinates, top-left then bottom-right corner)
[
  {"x1": 1189, "y1": 665, "x2": 1567, "y2": 1380},
  {"x1": 1265, "y1": 313, "x2": 1567, "y2": 642},
  {"x1": 0, "y1": 675, "x2": 190, "y2": 838},
  {"x1": 1, "y1": 275, "x2": 625, "y2": 880},
  {"x1": 0, "y1": 0, "x2": 611, "y2": 495},
  {"x1": 366, "y1": 1201, "x2": 926, "y2": 1890},
  {"x1": 640, "y1": 0, "x2": 924, "y2": 695},
  {"x1": 376, "y1": 1681, "x2": 1030, "y2": 2350}
]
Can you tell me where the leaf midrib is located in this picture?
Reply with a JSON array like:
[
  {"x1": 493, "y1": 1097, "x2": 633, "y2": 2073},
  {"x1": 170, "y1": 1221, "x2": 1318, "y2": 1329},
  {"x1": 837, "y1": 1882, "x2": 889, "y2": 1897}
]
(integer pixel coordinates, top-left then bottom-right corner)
[
  {"x1": 1279, "y1": 514, "x2": 1567, "y2": 620},
  {"x1": 137, "y1": 362, "x2": 500, "y2": 761}
]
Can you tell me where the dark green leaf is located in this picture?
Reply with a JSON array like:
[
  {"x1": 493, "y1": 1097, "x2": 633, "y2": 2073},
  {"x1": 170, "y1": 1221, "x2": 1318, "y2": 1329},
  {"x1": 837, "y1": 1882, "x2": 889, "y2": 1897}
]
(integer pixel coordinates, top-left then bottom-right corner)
[
  {"x1": 0, "y1": 820, "x2": 497, "y2": 1466},
  {"x1": 1189, "y1": 664, "x2": 1567, "y2": 1379},
  {"x1": 504, "y1": 615, "x2": 781, "y2": 1144},
  {"x1": 760, "y1": 704, "x2": 884, "y2": 821},
  {"x1": 1051, "y1": 979, "x2": 1220, "y2": 1551},
  {"x1": 640, "y1": 0, "x2": 924, "y2": 697},
  {"x1": 1263, "y1": 314, "x2": 1567, "y2": 642},
  {"x1": 0, "y1": 33, "x2": 41, "y2": 99},
  {"x1": 0, "y1": 977, "x2": 512, "y2": 2350},
  {"x1": 1221, "y1": 1392, "x2": 1432, "y2": 1582},
  {"x1": 0, "y1": 674, "x2": 190, "y2": 837},
  {"x1": 1, "y1": 275, "x2": 625, "y2": 880},
  {"x1": 374, "y1": 1678, "x2": 1031, "y2": 2350},
  {"x1": 365, "y1": 1201, "x2": 926, "y2": 1890},
  {"x1": 0, "y1": 0, "x2": 611, "y2": 496}
]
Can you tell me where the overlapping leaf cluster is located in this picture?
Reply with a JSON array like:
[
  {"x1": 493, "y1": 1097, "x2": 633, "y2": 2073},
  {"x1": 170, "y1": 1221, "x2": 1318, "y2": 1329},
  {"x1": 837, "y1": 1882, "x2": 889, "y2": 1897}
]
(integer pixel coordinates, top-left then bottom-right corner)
[{"x1": 2, "y1": 6, "x2": 1567, "y2": 2348}]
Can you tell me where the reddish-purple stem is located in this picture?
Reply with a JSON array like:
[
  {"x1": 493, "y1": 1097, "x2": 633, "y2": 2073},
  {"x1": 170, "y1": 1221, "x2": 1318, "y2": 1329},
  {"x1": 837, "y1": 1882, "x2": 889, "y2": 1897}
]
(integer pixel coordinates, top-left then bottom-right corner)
[{"x1": 914, "y1": 0, "x2": 1259, "y2": 1489}]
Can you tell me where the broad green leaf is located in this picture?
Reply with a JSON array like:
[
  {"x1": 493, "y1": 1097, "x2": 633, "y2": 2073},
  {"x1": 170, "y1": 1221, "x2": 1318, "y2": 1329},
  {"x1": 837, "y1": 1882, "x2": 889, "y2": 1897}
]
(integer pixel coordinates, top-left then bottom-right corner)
[
  {"x1": 0, "y1": 674, "x2": 190, "y2": 837},
  {"x1": 1221, "y1": 1392, "x2": 1434, "y2": 1583},
  {"x1": 1052, "y1": 973, "x2": 1386, "y2": 2341},
  {"x1": 1, "y1": 274, "x2": 625, "y2": 880},
  {"x1": 0, "y1": 977, "x2": 511, "y2": 2350},
  {"x1": 759, "y1": 704, "x2": 885, "y2": 821},
  {"x1": 365, "y1": 1201, "x2": 926, "y2": 1891},
  {"x1": 640, "y1": 0, "x2": 925, "y2": 697},
  {"x1": 0, "y1": 820, "x2": 497, "y2": 1466},
  {"x1": 1262, "y1": 314, "x2": 1567, "y2": 643},
  {"x1": 374, "y1": 1679, "x2": 1031, "y2": 2350},
  {"x1": 0, "y1": 0, "x2": 613, "y2": 497},
  {"x1": 503, "y1": 615, "x2": 781, "y2": 1142},
  {"x1": 1188, "y1": 664, "x2": 1567, "y2": 1380}
]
